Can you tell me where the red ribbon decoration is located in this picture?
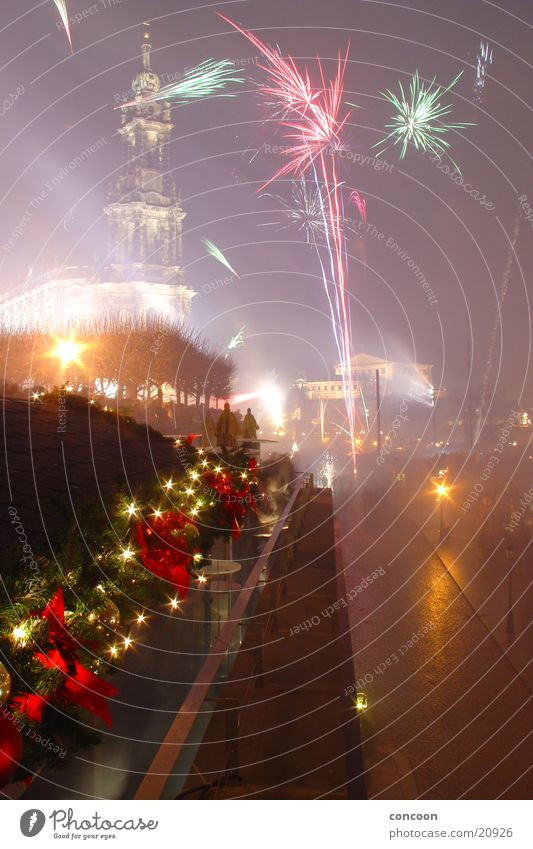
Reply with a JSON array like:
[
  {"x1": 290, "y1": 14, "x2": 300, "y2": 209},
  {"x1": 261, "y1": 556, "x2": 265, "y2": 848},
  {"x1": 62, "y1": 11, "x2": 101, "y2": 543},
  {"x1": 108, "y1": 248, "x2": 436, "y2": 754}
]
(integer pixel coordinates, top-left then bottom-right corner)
[
  {"x1": 203, "y1": 467, "x2": 252, "y2": 539},
  {"x1": 13, "y1": 589, "x2": 118, "y2": 727},
  {"x1": 135, "y1": 514, "x2": 193, "y2": 599}
]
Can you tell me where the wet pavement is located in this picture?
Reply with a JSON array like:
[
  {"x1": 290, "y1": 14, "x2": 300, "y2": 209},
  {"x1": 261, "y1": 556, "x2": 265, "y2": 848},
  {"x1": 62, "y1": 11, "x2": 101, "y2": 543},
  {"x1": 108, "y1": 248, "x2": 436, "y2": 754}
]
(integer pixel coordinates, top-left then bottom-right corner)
[{"x1": 337, "y1": 488, "x2": 532, "y2": 799}]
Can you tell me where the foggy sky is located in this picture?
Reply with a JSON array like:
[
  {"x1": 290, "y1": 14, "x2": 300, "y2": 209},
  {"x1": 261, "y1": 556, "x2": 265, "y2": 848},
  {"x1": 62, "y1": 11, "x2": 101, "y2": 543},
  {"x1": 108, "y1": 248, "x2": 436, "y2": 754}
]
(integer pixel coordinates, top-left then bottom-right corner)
[{"x1": 0, "y1": 0, "x2": 531, "y2": 404}]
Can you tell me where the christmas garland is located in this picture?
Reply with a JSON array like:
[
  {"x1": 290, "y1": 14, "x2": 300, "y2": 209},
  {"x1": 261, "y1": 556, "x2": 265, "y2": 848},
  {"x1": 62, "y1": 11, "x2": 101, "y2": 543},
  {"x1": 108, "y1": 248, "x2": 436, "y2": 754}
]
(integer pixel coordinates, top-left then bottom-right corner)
[{"x1": 0, "y1": 444, "x2": 259, "y2": 788}]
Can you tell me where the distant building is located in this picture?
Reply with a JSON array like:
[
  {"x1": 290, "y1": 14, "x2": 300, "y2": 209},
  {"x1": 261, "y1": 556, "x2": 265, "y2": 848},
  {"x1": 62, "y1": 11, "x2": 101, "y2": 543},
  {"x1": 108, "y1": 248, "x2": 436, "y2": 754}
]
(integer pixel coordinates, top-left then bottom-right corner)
[
  {"x1": 0, "y1": 26, "x2": 194, "y2": 331},
  {"x1": 300, "y1": 353, "x2": 433, "y2": 402},
  {"x1": 290, "y1": 353, "x2": 434, "y2": 447}
]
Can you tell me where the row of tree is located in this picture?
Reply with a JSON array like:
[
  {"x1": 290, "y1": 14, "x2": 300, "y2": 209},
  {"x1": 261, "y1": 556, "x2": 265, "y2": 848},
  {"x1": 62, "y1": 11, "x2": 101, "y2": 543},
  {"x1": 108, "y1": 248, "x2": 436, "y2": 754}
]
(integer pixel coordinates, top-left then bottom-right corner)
[{"x1": 0, "y1": 317, "x2": 234, "y2": 408}]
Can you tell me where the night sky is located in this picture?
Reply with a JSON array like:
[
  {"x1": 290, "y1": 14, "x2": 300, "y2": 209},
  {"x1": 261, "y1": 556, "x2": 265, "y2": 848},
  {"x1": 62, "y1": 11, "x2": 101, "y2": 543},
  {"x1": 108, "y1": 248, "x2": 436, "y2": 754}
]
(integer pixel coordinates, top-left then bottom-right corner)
[{"x1": 0, "y1": 0, "x2": 531, "y2": 403}]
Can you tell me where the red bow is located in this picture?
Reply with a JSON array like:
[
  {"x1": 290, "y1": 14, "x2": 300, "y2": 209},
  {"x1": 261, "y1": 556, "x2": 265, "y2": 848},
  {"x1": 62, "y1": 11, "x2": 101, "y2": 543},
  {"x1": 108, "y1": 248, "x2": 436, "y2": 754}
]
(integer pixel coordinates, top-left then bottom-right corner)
[
  {"x1": 135, "y1": 516, "x2": 192, "y2": 599},
  {"x1": 13, "y1": 589, "x2": 118, "y2": 726}
]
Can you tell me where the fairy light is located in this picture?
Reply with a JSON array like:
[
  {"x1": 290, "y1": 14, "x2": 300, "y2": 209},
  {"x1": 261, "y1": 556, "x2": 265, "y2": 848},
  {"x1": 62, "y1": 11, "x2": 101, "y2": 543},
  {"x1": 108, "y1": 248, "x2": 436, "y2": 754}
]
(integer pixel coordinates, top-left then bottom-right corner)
[
  {"x1": 201, "y1": 459, "x2": 209, "y2": 468},
  {"x1": 193, "y1": 553, "x2": 203, "y2": 563},
  {"x1": 214, "y1": 465, "x2": 222, "y2": 474},
  {"x1": 164, "y1": 479, "x2": 174, "y2": 491},
  {"x1": 354, "y1": 692, "x2": 368, "y2": 712},
  {"x1": 123, "y1": 636, "x2": 132, "y2": 650},
  {"x1": 185, "y1": 487, "x2": 194, "y2": 497},
  {"x1": 12, "y1": 623, "x2": 29, "y2": 644},
  {"x1": 126, "y1": 503, "x2": 137, "y2": 517},
  {"x1": 153, "y1": 508, "x2": 162, "y2": 519},
  {"x1": 190, "y1": 507, "x2": 199, "y2": 517},
  {"x1": 136, "y1": 612, "x2": 146, "y2": 624},
  {"x1": 32, "y1": 391, "x2": 42, "y2": 401},
  {"x1": 169, "y1": 596, "x2": 180, "y2": 610},
  {"x1": 196, "y1": 572, "x2": 207, "y2": 585},
  {"x1": 120, "y1": 548, "x2": 134, "y2": 562},
  {"x1": 109, "y1": 645, "x2": 118, "y2": 657},
  {"x1": 241, "y1": 472, "x2": 248, "y2": 480},
  {"x1": 190, "y1": 470, "x2": 200, "y2": 481}
]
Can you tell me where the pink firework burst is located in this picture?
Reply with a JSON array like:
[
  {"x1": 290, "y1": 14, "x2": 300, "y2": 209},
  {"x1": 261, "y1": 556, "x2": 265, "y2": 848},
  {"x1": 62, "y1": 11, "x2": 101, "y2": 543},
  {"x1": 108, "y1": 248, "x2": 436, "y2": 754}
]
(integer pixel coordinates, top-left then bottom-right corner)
[{"x1": 220, "y1": 14, "x2": 359, "y2": 468}]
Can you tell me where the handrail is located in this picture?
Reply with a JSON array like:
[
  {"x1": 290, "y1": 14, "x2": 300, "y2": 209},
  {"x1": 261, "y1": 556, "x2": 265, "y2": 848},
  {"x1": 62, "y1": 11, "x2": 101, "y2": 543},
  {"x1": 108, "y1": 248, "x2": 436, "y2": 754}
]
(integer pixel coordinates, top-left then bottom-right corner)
[{"x1": 134, "y1": 475, "x2": 309, "y2": 800}]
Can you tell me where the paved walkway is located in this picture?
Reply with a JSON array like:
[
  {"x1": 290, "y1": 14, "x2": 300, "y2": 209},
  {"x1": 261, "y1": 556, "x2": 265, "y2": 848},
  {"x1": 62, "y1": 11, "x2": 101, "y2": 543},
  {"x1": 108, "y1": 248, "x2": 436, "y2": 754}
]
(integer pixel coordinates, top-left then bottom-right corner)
[
  {"x1": 182, "y1": 489, "x2": 365, "y2": 799},
  {"x1": 406, "y1": 495, "x2": 532, "y2": 692},
  {"x1": 338, "y1": 490, "x2": 532, "y2": 799}
]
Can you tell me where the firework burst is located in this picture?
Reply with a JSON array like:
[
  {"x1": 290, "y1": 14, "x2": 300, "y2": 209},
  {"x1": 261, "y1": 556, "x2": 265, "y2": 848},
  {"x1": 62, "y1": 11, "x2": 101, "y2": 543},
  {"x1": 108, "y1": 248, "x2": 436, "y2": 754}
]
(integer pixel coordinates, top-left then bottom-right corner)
[
  {"x1": 220, "y1": 14, "x2": 359, "y2": 469},
  {"x1": 374, "y1": 70, "x2": 472, "y2": 172},
  {"x1": 260, "y1": 177, "x2": 341, "y2": 242},
  {"x1": 116, "y1": 59, "x2": 245, "y2": 109}
]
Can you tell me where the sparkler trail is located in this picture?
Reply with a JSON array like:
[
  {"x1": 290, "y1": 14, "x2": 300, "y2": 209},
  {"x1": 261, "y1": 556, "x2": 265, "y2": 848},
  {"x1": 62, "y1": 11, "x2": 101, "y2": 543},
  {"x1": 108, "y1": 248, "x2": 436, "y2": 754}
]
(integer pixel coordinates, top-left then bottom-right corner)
[
  {"x1": 202, "y1": 238, "x2": 240, "y2": 278},
  {"x1": 220, "y1": 14, "x2": 359, "y2": 469},
  {"x1": 475, "y1": 206, "x2": 521, "y2": 442},
  {"x1": 116, "y1": 59, "x2": 244, "y2": 109},
  {"x1": 52, "y1": 1, "x2": 73, "y2": 52},
  {"x1": 474, "y1": 41, "x2": 493, "y2": 105},
  {"x1": 374, "y1": 71, "x2": 472, "y2": 173}
]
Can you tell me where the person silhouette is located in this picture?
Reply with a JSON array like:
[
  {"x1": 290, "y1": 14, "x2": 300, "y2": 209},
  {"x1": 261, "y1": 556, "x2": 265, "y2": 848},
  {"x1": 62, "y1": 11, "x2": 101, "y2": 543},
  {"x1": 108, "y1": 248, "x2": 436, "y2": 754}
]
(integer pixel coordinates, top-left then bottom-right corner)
[
  {"x1": 215, "y1": 402, "x2": 241, "y2": 449},
  {"x1": 242, "y1": 407, "x2": 259, "y2": 440}
]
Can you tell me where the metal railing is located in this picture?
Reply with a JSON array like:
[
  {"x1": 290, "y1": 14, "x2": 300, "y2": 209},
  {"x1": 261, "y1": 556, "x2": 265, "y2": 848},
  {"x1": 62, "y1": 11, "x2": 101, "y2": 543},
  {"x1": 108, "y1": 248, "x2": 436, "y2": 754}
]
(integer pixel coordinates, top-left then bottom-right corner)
[{"x1": 134, "y1": 475, "x2": 312, "y2": 799}]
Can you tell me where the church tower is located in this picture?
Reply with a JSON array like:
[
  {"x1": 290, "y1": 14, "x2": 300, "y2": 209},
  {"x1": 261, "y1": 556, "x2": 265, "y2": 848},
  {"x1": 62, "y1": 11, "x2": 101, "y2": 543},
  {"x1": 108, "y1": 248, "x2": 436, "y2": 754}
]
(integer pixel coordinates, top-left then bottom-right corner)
[
  {"x1": 104, "y1": 24, "x2": 194, "y2": 320},
  {"x1": 0, "y1": 25, "x2": 195, "y2": 331}
]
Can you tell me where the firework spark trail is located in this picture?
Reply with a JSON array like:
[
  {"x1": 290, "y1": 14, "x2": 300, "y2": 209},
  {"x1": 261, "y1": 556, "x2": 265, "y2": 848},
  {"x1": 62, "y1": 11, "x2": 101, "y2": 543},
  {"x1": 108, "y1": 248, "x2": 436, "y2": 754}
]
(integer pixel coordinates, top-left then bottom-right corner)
[
  {"x1": 474, "y1": 41, "x2": 493, "y2": 105},
  {"x1": 220, "y1": 14, "x2": 358, "y2": 468},
  {"x1": 374, "y1": 70, "x2": 472, "y2": 174},
  {"x1": 350, "y1": 190, "x2": 367, "y2": 225},
  {"x1": 202, "y1": 238, "x2": 240, "y2": 278},
  {"x1": 318, "y1": 452, "x2": 336, "y2": 488},
  {"x1": 475, "y1": 207, "x2": 521, "y2": 442},
  {"x1": 52, "y1": 1, "x2": 73, "y2": 52},
  {"x1": 116, "y1": 59, "x2": 244, "y2": 109},
  {"x1": 225, "y1": 326, "x2": 246, "y2": 358}
]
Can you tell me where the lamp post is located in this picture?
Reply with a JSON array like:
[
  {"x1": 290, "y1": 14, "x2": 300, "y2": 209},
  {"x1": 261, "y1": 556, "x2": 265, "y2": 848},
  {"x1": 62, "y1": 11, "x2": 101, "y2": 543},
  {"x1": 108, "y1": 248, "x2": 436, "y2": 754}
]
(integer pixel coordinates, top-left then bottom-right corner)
[{"x1": 504, "y1": 542, "x2": 516, "y2": 636}]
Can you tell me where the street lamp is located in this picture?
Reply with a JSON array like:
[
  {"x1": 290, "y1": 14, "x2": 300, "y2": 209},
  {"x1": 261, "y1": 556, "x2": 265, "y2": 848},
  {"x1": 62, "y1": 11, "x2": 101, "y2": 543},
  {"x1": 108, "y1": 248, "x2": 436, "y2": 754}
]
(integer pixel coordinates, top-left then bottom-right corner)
[
  {"x1": 50, "y1": 334, "x2": 84, "y2": 369},
  {"x1": 434, "y1": 479, "x2": 448, "y2": 542},
  {"x1": 504, "y1": 542, "x2": 516, "y2": 636}
]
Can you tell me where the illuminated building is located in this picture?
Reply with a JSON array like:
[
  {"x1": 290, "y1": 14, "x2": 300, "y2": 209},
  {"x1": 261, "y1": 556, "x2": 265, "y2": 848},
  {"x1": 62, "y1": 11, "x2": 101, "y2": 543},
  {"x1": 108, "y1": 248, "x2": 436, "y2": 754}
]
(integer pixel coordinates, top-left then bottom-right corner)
[
  {"x1": 300, "y1": 353, "x2": 433, "y2": 402},
  {"x1": 291, "y1": 353, "x2": 434, "y2": 446},
  {"x1": 0, "y1": 27, "x2": 194, "y2": 331}
]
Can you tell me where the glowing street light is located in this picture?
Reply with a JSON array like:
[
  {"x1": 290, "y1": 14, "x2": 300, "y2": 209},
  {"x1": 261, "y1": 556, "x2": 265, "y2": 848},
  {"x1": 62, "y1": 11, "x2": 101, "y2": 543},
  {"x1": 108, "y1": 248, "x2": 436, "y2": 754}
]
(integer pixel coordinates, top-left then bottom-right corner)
[
  {"x1": 432, "y1": 473, "x2": 449, "y2": 542},
  {"x1": 50, "y1": 334, "x2": 84, "y2": 369},
  {"x1": 436, "y1": 482, "x2": 447, "y2": 499}
]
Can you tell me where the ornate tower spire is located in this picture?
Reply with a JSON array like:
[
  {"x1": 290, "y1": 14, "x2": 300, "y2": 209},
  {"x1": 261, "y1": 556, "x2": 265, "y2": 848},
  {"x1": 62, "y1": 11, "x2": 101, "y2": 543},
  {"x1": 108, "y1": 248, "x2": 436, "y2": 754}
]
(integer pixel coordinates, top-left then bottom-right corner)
[
  {"x1": 142, "y1": 23, "x2": 152, "y2": 70},
  {"x1": 104, "y1": 26, "x2": 187, "y2": 280},
  {"x1": 102, "y1": 26, "x2": 194, "y2": 322}
]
